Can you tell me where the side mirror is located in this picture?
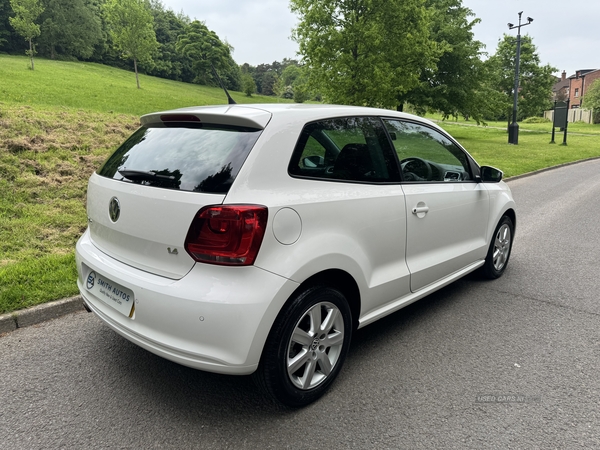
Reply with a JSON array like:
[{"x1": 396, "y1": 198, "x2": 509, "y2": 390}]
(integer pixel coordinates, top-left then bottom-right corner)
[
  {"x1": 302, "y1": 155, "x2": 325, "y2": 168},
  {"x1": 479, "y1": 166, "x2": 503, "y2": 183}
]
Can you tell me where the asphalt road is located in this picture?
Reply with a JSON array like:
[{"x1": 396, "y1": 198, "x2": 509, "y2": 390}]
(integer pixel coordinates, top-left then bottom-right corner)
[{"x1": 2, "y1": 159, "x2": 600, "y2": 449}]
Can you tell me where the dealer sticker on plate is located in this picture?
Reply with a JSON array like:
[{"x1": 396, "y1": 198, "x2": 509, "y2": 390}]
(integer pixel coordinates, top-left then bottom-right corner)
[{"x1": 83, "y1": 264, "x2": 135, "y2": 317}]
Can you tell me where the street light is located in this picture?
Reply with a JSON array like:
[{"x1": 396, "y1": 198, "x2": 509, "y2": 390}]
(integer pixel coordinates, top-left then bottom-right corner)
[{"x1": 507, "y1": 12, "x2": 533, "y2": 145}]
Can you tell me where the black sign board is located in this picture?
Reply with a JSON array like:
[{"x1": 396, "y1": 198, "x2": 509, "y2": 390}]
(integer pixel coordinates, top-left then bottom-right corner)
[
  {"x1": 551, "y1": 99, "x2": 569, "y2": 145},
  {"x1": 553, "y1": 101, "x2": 568, "y2": 128}
]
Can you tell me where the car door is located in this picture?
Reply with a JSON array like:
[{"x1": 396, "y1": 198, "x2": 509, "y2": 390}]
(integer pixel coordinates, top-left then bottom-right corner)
[{"x1": 382, "y1": 119, "x2": 490, "y2": 292}]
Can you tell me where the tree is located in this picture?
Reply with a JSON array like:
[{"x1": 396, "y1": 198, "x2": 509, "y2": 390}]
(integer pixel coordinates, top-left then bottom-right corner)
[
  {"x1": 9, "y1": 0, "x2": 44, "y2": 70},
  {"x1": 485, "y1": 34, "x2": 557, "y2": 121},
  {"x1": 0, "y1": 0, "x2": 16, "y2": 49},
  {"x1": 280, "y1": 64, "x2": 301, "y2": 87},
  {"x1": 176, "y1": 20, "x2": 240, "y2": 90},
  {"x1": 401, "y1": 0, "x2": 488, "y2": 122},
  {"x1": 260, "y1": 70, "x2": 279, "y2": 96},
  {"x1": 242, "y1": 73, "x2": 256, "y2": 97},
  {"x1": 583, "y1": 79, "x2": 600, "y2": 124},
  {"x1": 38, "y1": 0, "x2": 102, "y2": 59},
  {"x1": 104, "y1": 0, "x2": 159, "y2": 89},
  {"x1": 145, "y1": 0, "x2": 194, "y2": 82},
  {"x1": 276, "y1": 63, "x2": 311, "y2": 103},
  {"x1": 290, "y1": 0, "x2": 438, "y2": 108}
]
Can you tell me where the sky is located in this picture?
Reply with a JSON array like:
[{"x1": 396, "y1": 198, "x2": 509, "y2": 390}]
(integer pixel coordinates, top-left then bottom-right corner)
[{"x1": 160, "y1": 0, "x2": 599, "y2": 78}]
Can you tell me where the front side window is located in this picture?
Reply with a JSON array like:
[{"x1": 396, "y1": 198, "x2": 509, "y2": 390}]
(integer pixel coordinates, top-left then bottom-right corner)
[
  {"x1": 98, "y1": 124, "x2": 262, "y2": 193},
  {"x1": 289, "y1": 117, "x2": 399, "y2": 183},
  {"x1": 383, "y1": 120, "x2": 472, "y2": 183}
]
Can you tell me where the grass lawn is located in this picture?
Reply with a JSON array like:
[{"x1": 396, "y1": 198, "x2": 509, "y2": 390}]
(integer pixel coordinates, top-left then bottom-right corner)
[
  {"x1": 424, "y1": 112, "x2": 600, "y2": 136},
  {"x1": 437, "y1": 124, "x2": 600, "y2": 177},
  {"x1": 1, "y1": 54, "x2": 599, "y2": 314},
  {"x1": 0, "y1": 54, "x2": 283, "y2": 116}
]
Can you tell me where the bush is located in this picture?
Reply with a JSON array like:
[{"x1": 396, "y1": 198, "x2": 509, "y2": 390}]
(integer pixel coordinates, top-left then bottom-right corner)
[
  {"x1": 522, "y1": 116, "x2": 551, "y2": 124},
  {"x1": 293, "y1": 84, "x2": 309, "y2": 103}
]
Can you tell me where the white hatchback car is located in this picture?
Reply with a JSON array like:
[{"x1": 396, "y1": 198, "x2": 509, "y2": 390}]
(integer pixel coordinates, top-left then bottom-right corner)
[{"x1": 76, "y1": 104, "x2": 515, "y2": 406}]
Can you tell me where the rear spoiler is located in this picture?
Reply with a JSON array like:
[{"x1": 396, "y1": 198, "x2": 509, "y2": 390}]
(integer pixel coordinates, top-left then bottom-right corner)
[{"x1": 141, "y1": 106, "x2": 272, "y2": 130}]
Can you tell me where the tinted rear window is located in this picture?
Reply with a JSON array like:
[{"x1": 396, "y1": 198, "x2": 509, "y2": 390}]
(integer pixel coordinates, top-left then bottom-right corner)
[{"x1": 97, "y1": 124, "x2": 262, "y2": 193}]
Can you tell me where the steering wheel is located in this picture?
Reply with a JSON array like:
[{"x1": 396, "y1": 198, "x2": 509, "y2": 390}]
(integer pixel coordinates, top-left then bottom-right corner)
[{"x1": 400, "y1": 157, "x2": 432, "y2": 181}]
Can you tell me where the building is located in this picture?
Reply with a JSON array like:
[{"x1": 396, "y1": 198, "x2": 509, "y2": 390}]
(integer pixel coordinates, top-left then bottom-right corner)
[
  {"x1": 568, "y1": 69, "x2": 600, "y2": 108},
  {"x1": 552, "y1": 71, "x2": 570, "y2": 102}
]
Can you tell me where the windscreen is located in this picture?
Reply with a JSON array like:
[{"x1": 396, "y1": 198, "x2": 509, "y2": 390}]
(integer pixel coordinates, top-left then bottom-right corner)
[{"x1": 97, "y1": 124, "x2": 262, "y2": 193}]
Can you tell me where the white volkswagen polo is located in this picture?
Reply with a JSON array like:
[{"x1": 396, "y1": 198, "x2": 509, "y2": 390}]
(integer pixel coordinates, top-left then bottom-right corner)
[{"x1": 76, "y1": 104, "x2": 515, "y2": 406}]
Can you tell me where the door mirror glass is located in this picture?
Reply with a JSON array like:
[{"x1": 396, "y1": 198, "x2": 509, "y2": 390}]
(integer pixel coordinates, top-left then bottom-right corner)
[{"x1": 480, "y1": 166, "x2": 503, "y2": 183}]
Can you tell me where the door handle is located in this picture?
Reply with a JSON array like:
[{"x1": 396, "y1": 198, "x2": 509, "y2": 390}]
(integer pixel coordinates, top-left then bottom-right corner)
[{"x1": 412, "y1": 205, "x2": 429, "y2": 215}]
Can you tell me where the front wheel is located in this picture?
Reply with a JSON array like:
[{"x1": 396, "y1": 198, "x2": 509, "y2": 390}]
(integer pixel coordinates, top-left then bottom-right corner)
[
  {"x1": 253, "y1": 286, "x2": 352, "y2": 407},
  {"x1": 480, "y1": 215, "x2": 514, "y2": 279}
]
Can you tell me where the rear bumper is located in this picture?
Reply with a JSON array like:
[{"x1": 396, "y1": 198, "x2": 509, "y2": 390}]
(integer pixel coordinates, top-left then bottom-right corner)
[{"x1": 76, "y1": 229, "x2": 298, "y2": 375}]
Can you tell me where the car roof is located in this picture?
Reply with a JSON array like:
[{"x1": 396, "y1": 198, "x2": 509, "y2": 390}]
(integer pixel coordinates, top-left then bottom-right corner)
[{"x1": 141, "y1": 103, "x2": 438, "y2": 131}]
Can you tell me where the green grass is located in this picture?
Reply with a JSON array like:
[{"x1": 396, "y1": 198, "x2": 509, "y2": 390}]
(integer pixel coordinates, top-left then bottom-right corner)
[
  {"x1": 424, "y1": 112, "x2": 600, "y2": 136},
  {"x1": 436, "y1": 123, "x2": 600, "y2": 177},
  {"x1": 0, "y1": 54, "x2": 282, "y2": 116},
  {"x1": 0, "y1": 54, "x2": 599, "y2": 314}
]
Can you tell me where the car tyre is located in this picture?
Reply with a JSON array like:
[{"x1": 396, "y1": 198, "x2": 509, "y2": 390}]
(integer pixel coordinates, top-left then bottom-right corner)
[
  {"x1": 480, "y1": 215, "x2": 514, "y2": 279},
  {"x1": 253, "y1": 286, "x2": 352, "y2": 407}
]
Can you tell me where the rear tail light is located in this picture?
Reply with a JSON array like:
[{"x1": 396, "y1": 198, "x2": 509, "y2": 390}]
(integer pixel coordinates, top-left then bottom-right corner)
[{"x1": 184, "y1": 205, "x2": 268, "y2": 266}]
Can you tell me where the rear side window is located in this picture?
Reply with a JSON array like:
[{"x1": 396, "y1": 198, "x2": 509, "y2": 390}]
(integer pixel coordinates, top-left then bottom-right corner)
[
  {"x1": 98, "y1": 124, "x2": 262, "y2": 193},
  {"x1": 288, "y1": 117, "x2": 399, "y2": 183}
]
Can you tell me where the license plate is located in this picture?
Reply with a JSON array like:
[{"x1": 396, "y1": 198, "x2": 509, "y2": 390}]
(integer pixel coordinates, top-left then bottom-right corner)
[{"x1": 83, "y1": 264, "x2": 135, "y2": 317}]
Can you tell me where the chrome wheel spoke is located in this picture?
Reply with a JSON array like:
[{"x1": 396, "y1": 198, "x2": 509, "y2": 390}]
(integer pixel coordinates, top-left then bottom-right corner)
[
  {"x1": 300, "y1": 360, "x2": 318, "y2": 389},
  {"x1": 307, "y1": 305, "x2": 322, "y2": 335},
  {"x1": 287, "y1": 348, "x2": 311, "y2": 375},
  {"x1": 291, "y1": 328, "x2": 313, "y2": 347},
  {"x1": 320, "y1": 308, "x2": 339, "y2": 335},
  {"x1": 317, "y1": 352, "x2": 333, "y2": 376},
  {"x1": 323, "y1": 330, "x2": 344, "y2": 347},
  {"x1": 495, "y1": 236, "x2": 503, "y2": 249}
]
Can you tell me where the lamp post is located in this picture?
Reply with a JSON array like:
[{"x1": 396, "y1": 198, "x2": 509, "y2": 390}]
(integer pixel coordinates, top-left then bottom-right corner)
[{"x1": 507, "y1": 12, "x2": 533, "y2": 145}]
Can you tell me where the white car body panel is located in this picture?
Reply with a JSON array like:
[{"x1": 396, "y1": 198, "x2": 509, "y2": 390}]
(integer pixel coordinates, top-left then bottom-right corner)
[
  {"x1": 87, "y1": 173, "x2": 225, "y2": 279},
  {"x1": 402, "y1": 182, "x2": 490, "y2": 291},
  {"x1": 77, "y1": 230, "x2": 299, "y2": 373}
]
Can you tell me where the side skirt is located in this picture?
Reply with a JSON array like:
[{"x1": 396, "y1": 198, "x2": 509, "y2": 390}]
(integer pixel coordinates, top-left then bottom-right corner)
[{"x1": 358, "y1": 260, "x2": 484, "y2": 328}]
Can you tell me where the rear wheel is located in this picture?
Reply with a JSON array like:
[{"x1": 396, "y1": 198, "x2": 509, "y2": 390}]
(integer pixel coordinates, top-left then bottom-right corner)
[
  {"x1": 480, "y1": 215, "x2": 514, "y2": 279},
  {"x1": 253, "y1": 286, "x2": 352, "y2": 407}
]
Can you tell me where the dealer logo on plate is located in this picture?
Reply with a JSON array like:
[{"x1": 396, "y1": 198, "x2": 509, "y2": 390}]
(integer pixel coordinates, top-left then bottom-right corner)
[{"x1": 86, "y1": 271, "x2": 96, "y2": 290}]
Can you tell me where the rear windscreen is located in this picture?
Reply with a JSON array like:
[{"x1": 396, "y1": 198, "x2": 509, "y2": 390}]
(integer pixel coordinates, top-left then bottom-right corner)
[{"x1": 97, "y1": 124, "x2": 262, "y2": 193}]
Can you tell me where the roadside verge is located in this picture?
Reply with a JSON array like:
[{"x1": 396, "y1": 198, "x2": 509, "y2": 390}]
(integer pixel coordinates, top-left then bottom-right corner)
[{"x1": 0, "y1": 296, "x2": 85, "y2": 335}]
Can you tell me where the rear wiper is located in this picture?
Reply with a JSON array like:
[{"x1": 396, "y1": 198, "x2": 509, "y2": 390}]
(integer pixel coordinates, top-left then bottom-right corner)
[{"x1": 118, "y1": 170, "x2": 175, "y2": 182}]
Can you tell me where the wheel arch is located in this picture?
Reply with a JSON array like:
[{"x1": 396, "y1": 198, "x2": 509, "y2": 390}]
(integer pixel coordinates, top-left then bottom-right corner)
[
  {"x1": 295, "y1": 269, "x2": 361, "y2": 330},
  {"x1": 503, "y1": 207, "x2": 516, "y2": 234},
  {"x1": 264, "y1": 268, "x2": 362, "y2": 344}
]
